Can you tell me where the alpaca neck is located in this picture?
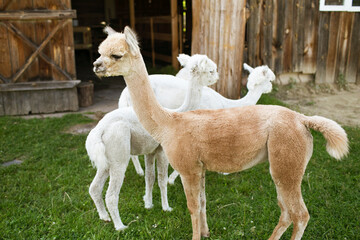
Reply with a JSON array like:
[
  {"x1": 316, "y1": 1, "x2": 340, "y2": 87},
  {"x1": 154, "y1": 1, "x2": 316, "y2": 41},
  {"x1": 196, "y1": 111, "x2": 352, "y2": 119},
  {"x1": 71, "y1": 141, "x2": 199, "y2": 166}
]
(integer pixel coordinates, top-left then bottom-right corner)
[
  {"x1": 220, "y1": 87, "x2": 263, "y2": 108},
  {"x1": 172, "y1": 78, "x2": 203, "y2": 112},
  {"x1": 124, "y1": 56, "x2": 170, "y2": 139}
]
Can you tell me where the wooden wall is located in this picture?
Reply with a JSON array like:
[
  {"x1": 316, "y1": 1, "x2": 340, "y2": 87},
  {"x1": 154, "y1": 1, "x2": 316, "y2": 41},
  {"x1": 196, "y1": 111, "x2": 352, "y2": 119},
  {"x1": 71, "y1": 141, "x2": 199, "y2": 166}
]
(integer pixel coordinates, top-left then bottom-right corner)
[
  {"x1": 246, "y1": 0, "x2": 360, "y2": 84},
  {"x1": 0, "y1": 0, "x2": 76, "y2": 83}
]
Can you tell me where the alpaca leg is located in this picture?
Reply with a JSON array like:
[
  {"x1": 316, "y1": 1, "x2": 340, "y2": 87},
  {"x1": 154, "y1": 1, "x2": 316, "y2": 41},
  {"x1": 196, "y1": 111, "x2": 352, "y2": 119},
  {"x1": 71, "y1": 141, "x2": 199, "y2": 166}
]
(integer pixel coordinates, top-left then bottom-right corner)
[
  {"x1": 268, "y1": 186, "x2": 292, "y2": 240},
  {"x1": 180, "y1": 174, "x2": 202, "y2": 240},
  {"x1": 144, "y1": 153, "x2": 155, "y2": 209},
  {"x1": 199, "y1": 169, "x2": 209, "y2": 237},
  {"x1": 168, "y1": 170, "x2": 179, "y2": 185},
  {"x1": 270, "y1": 183, "x2": 309, "y2": 240},
  {"x1": 89, "y1": 168, "x2": 111, "y2": 221},
  {"x1": 105, "y1": 163, "x2": 128, "y2": 231},
  {"x1": 155, "y1": 149, "x2": 172, "y2": 211},
  {"x1": 131, "y1": 155, "x2": 144, "y2": 176}
]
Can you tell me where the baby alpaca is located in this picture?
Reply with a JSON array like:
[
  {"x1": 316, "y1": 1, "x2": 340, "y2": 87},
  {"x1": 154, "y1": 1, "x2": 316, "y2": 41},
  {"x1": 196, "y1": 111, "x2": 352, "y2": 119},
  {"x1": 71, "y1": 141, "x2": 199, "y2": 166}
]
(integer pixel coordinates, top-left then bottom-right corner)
[
  {"x1": 87, "y1": 40, "x2": 218, "y2": 231},
  {"x1": 93, "y1": 26, "x2": 349, "y2": 240}
]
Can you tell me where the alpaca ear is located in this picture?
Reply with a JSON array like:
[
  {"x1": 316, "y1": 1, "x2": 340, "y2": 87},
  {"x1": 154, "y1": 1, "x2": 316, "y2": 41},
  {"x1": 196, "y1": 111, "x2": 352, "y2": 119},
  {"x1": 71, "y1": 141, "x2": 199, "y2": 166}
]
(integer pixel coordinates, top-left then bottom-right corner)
[
  {"x1": 262, "y1": 66, "x2": 269, "y2": 76},
  {"x1": 243, "y1": 63, "x2": 254, "y2": 73},
  {"x1": 104, "y1": 26, "x2": 117, "y2": 35},
  {"x1": 177, "y1": 54, "x2": 191, "y2": 67},
  {"x1": 124, "y1": 26, "x2": 140, "y2": 56}
]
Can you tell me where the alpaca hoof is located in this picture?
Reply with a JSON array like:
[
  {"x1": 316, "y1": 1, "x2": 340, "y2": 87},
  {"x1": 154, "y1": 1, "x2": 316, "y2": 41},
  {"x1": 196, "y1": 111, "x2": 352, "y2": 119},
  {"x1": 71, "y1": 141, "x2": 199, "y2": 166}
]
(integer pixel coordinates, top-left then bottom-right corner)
[
  {"x1": 201, "y1": 231, "x2": 210, "y2": 237},
  {"x1": 115, "y1": 225, "x2": 128, "y2": 231},
  {"x1": 168, "y1": 179, "x2": 175, "y2": 185},
  {"x1": 136, "y1": 169, "x2": 144, "y2": 176},
  {"x1": 100, "y1": 216, "x2": 111, "y2": 222},
  {"x1": 163, "y1": 206, "x2": 173, "y2": 212},
  {"x1": 144, "y1": 202, "x2": 154, "y2": 209}
]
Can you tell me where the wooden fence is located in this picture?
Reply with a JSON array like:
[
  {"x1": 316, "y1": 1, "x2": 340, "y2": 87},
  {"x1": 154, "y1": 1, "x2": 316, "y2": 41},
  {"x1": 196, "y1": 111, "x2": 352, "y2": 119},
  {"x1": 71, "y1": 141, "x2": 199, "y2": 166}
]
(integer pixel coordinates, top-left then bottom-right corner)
[{"x1": 191, "y1": 0, "x2": 359, "y2": 98}]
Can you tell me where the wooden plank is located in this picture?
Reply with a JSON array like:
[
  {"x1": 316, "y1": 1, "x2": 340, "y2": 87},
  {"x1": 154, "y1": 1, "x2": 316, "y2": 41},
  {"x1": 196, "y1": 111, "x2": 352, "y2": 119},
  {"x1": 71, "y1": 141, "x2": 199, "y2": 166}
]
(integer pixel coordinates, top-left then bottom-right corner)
[
  {"x1": 292, "y1": 0, "x2": 305, "y2": 72},
  {"x1": 0, "y1": 23, "x2": 12, "y2": 81},
  {"x1": 35, "y1": 18, "x2": 52, "y2": 80},
  {"x1": 0, "y1": 10, "x2": 76, "y2": 20},
  {"x1": 315, "y1": 12, "x2": 331, "y2": 84},
  {"x1": 247, "y1": 0, "x2": 262, "y2": 67},
  {"x1": 171, "y1": 0, "x2": 179, "y2": 69},
  {"x1": 345, "y1": 13, "x2": 360, "y2": 83},
  {"x1": 12, "y1": 20, "x2": 39, "y2": 82},
  {"x1": 303, "y1": 0, "x2": 319, "y2": 74},
  {"x1": 325, "y1": 12, "x2": 341, "y2": 83},
  {"x1": 191, "y1": 0, "x2": 201, "y2": 54},
  {"x1": 282, "y1": 0, "x2": 293, "y2": 72},
  {"x1": 2, "y1": 91, "x2": 18, "y2": 115},
  {"x1": 335, "y1": 12, "x2": 353, "y2": 83},
  {"x1": 0, "y1": 80, "x2": 80, "y2": 91},
  {"x1": 274, "y1": 0, "x2": 285, "y2": 74},
  {"x1": 63, "y1": 19, "x2": 76, "y2": 79},
  {"x1": 263, "y1": 0, "x2": 273, "y2": 68}
]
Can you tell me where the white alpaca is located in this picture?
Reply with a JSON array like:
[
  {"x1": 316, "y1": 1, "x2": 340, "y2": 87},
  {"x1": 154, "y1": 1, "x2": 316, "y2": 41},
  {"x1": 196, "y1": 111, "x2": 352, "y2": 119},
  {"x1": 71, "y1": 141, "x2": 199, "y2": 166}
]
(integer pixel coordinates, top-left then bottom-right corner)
[
  {"x1": 87, "y1": 47, "x2": 218, "y2": 231},
  {"x1": 93, "y1": 27, "x2": 348, "y2": 240},
  {"x1": 119, "y1": 63, "x2": 276, "y2": 183}
]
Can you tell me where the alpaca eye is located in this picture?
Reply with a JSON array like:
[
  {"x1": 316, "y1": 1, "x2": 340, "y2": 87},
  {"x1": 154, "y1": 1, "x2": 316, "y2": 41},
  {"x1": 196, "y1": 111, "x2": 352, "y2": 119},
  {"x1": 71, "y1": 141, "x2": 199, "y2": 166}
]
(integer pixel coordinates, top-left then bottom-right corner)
[{"x1": 111, "y1": 54, "x2": 122, "y2": 60}]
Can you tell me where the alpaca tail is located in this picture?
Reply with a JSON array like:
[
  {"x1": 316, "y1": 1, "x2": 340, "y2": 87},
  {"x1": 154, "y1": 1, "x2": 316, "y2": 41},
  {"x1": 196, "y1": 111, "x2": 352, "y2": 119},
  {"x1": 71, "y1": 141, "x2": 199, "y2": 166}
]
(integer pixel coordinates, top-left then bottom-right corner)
[
  {"x1": 302, "y1": 115, "x2": 349, "y2": 160},
  {"x1": 85, "y1": 129, "x2": 109, "y2": 170}
]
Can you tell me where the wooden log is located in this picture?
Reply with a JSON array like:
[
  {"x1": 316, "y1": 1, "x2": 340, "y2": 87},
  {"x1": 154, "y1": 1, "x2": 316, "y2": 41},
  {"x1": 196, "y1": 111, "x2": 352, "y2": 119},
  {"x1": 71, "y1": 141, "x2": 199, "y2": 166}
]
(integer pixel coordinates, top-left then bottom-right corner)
[{"x1": 77, "y1": 82, "x2": 94, "y2": 107}]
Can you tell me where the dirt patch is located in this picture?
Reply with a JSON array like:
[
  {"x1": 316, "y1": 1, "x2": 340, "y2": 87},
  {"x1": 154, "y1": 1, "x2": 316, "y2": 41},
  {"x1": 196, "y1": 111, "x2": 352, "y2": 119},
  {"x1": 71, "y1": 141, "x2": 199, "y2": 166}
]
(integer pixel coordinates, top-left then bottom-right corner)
[
  {"x1": 275, "y1": 83, "x2": 360, "y2": 127},
  {"x1": 63, "y1": 112, "x2": 105, "y2": 135}
]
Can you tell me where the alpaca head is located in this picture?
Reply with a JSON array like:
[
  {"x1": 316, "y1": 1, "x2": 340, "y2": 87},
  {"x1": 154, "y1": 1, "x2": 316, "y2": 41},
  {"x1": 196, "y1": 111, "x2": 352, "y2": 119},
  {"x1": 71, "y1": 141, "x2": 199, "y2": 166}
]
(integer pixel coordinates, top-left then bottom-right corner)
[
  {"x1": 93, "y1": 26, "x2": 140, "y2": 77},
  {"x1": 245, "y1": 64, "x2": 275, "y2": 93},
  {"x1": 177, "y1": 54, "x2": 219, "y2": 86}
]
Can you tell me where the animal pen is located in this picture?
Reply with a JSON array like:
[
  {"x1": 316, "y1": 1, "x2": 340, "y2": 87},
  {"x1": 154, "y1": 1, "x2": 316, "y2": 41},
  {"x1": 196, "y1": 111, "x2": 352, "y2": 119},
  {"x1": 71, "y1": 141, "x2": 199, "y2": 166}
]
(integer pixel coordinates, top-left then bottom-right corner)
[{"x1": 0, "y1": 0, "x2": 359, "y2": 115}]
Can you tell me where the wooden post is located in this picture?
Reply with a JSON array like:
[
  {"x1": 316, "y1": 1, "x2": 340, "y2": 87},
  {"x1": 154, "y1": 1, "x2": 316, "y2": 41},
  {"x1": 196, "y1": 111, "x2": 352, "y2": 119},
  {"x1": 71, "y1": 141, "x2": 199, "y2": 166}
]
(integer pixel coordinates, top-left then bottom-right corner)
[
  {"x1": 129, "y1": 0, "x2": 135, "y2": 29},
  {"x1": 191, "y1": 0, "x2": 246, "y2": 99},
  {"x1": 171, "y1": 0, "x2": 179, "y2": 69}
]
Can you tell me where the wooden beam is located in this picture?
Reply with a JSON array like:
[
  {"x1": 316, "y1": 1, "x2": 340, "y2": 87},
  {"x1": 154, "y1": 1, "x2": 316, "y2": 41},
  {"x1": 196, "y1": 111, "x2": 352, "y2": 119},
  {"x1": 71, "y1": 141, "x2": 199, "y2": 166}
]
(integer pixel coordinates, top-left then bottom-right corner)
[
  {"x1": 129, "y1": 0, "x2": 135, "y2": 29},
  {"x1": 0, "y1": 10, "x2": 76, "y2": 20},
  {"x1": 171, "y1": 0, "x2": 179, "y2": 69}
]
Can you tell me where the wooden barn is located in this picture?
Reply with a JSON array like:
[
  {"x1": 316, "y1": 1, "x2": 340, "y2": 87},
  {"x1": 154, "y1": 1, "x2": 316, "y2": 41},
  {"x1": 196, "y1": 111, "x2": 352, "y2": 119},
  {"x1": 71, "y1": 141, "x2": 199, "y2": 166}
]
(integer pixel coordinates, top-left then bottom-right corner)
[{"x1": 0, "y1": 0, "x2": 359, "y2": 115}]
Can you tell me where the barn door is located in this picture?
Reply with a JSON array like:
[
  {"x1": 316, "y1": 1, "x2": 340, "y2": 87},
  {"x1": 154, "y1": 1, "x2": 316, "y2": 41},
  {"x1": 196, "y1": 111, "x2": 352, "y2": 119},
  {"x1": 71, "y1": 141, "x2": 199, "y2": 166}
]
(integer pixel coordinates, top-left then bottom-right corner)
[
  {"x1": 191, "y1": 0, "x2": 247, "y2": 99},
  {"x1": 0, "y1": 0, "x2": 76, "y2": 84}
]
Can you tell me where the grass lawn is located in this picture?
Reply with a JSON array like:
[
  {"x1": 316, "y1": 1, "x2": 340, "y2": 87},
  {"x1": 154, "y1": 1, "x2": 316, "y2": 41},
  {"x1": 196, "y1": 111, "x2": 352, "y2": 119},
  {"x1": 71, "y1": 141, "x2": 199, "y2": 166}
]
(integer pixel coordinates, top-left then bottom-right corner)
[{"x1": 0, "y1": 95, "x2": 359, "y2": 239}]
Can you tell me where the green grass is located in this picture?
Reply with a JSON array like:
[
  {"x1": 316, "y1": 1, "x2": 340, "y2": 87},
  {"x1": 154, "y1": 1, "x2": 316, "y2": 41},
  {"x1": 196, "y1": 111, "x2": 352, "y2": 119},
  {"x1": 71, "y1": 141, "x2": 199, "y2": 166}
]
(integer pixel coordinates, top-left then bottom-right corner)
[{"x1": 0, "y1": 98, "x2": 359, "y2": 239}]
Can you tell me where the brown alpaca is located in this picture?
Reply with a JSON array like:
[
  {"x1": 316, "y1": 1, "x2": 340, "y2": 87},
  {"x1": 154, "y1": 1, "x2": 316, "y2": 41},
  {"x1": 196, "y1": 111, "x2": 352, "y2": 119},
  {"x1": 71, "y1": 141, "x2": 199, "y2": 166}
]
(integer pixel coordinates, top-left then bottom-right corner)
[{"x1": 93, "y1": 26, "x2": 349, "y2": 240}]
